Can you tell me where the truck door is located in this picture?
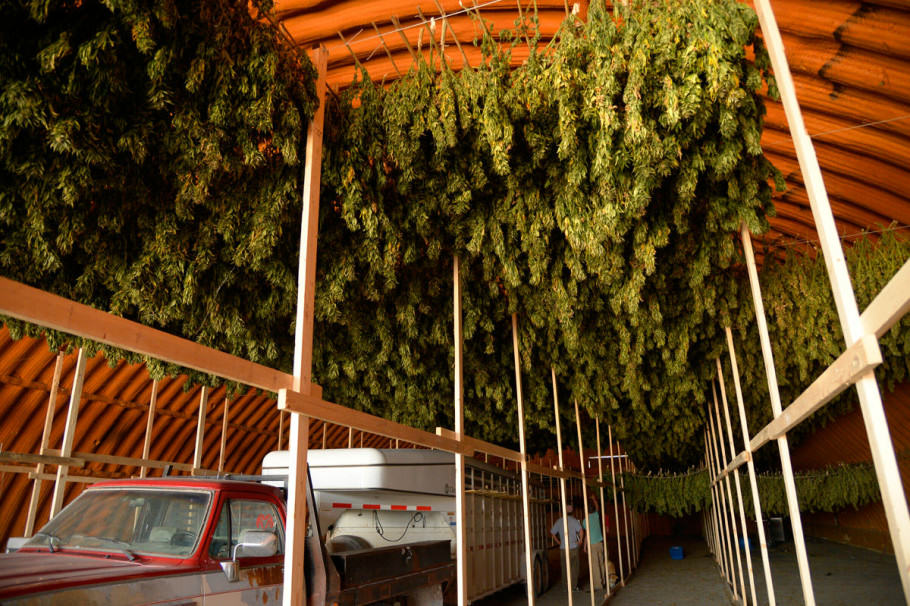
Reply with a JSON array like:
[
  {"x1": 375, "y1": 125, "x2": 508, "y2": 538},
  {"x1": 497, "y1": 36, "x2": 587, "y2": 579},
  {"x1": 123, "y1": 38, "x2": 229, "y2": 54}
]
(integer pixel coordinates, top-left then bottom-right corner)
[{"x1": 202, "y1": 497, "x2": 284, "y2": 605}]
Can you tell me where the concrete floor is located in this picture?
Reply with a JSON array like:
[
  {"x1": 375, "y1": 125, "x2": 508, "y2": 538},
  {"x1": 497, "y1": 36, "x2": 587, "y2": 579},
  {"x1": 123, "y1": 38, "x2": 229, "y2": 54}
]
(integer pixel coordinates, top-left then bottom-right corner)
[{"x1": 474, "y1": 535, "x2": 904, "y2": 606}]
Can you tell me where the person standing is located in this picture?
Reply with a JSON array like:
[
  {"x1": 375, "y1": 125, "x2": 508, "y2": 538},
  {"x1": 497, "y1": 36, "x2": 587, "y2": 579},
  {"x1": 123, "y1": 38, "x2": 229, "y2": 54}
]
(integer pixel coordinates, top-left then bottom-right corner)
[
  {"x1": 551, "y1": 498, "x2": 585, "y2": 590},
  {"x1": 582, "y1": 495, "x2": 609, "y2": 591}
]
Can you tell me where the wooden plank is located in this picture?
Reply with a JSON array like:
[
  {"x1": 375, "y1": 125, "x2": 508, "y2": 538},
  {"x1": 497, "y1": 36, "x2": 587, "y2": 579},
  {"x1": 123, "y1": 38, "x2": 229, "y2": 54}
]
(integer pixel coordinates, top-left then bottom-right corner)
[
  {"x1": 29, "y1": 472, "x2": 117, "y2": 484},
  {"x1": 72, "y1": 452, "x2": 193, "y2": 472},
  {"x1": 279, "y1": 389, "x2": 460, "y2": 452},
  {"x1": 595, "y1": 419, "x2": 611, "y2": 597},
  {"x1": 725, "y1": 327, "x2": 777, "y2": 606},
  {"x1": 861, "y1": 257, "x2": 910, "y2": 339},
  {"x1": 608, "y1": 425, "x2": 624, "y2": 584},
  {"x1": 25, "y1": 352, "x2": 65, "y2": 536},
  {"x1": 50, "y1": 348, "x2": 88, "y2": 518},
  {"x1": 139, "y1": 380, "x2": 158, "y2": 478},
  {"x1": 749, "y1": 333, "x2": 882, "y2": 453},
  {"x1": 435, "y1": 427, "x2": 518, "y2": 461},
  {"x1": 0, "y1": 277, "x2": 311, "y2": 396},
  {"x1": 717, "y1": 359, "x2": 758, "y2": 606},
  {"x1": 0, "y1": 451, "x2": 84, "y2": 467},
  {"x1": 453, "y1": 256, "x2": 468, "y2": 606},
  {"x1": 551, "y1": 367, "x2": 573, "y2": 606},
  {"x1": 741, "y1": 225, "x2": 817, "y2": 605},
  {"x1": 192, "y1": 387, "x2": 209, "y2": 475},
  {"x1": 574, "y1": 400, "x2": 595, "y2": 606},
  {"x1": 219, "y1": 398, "x2": 231, "y2": 473},
  {"x1": 511, "y1": 314, "x2": 535, "y2": 606},
  {"x1": 708, "y1": 398, "x2": 737, "y2": 594},
  {"x1": 718, "y1": 450, "x2": 751, "y2": 481},
  {"x1": 284, "y1": 44, "x2": 329, "y2": 606}
]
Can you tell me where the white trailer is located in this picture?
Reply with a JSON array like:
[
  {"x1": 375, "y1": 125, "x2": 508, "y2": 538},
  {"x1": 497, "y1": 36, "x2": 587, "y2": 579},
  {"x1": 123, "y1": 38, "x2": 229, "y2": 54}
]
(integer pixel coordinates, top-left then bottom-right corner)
[{"x1": 263, "y1": 448, "x2": 552, "y2": 602}]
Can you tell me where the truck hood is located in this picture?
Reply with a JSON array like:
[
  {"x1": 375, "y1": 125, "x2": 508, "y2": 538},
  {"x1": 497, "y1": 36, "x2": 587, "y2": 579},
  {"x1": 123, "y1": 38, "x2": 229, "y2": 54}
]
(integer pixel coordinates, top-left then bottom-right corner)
[{"x1": 0, "y1": 551, "x2": 191, "y2": 599}]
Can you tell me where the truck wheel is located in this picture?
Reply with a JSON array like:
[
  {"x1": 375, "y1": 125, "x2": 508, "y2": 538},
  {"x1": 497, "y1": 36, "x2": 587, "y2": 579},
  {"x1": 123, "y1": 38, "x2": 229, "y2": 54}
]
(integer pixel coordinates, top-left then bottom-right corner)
[{"x1": 539, "y1": 555, "x2": 550, "y2": 596}]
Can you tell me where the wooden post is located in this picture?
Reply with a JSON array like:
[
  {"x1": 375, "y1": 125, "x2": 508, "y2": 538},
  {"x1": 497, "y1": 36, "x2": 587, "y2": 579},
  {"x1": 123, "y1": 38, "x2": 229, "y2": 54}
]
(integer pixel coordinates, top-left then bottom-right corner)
[
  {"x1": 278, "y1": 410, "x2": 285, "y2": 450},
  {"x1": 348, "y1": 426, "x2": 353, "y2": 448},
  {"x1": 709, "y1": 392, "x2": 743, "y2": 602},
  {"x1": 192, "y1": 386, "x2": 209, "y2": 475},
  {"x1": 574, "y1": 400, "x2": 595, "y2": 606},
  {"x1": 511, "y1": 314, "x2": 536, "y2": 606},
  {"x1": 551, "y1": 367, "x2": 573, "y2": 606},
  {"x1": 595, "y1": 419, "x2": 611, "y2": 596},
  {"x1": 706, "y1": 437, "x2": 724, "y2": 576},
  {"x1": 218, "y1": 397, "x2": 231, "y2": 473},
  {"x1": 618, "y1": 446, "x2": 632, "y2": 578},
  {"x1": 50, "y1": 348, "x2": 88, "y2": 519},
  {"x1": 707, "y1": 411, "x2": 735, "y2": 590},
  {"x1": 744, "y1": 1, "x2": 910, "y2": 577},
  {"x1": 322, "y1": 424, "x2": 327, "y2": 449},
  {"x1": 607, "y1": 425, "x2": 624, "y2": 585},
  {"x1": 283, "y1": 44, "x2": 328, "y2": 606},
  {"x1": 725, "y1": 327, "x2": 777, "y2": 606},
  {"x1": 716, "y1": 360, "x2": 757, "y2": 606},
  {"x1": 454, "y1": 256, "x2": 468, "y2": 606},
  {"x1": 25, "y1": 352, "x2": 64, "y2": 536},
  {"x1": 139, "y1": 379, "x2": 158, "y2": 479},
  {"x1": 740, "y1": 226, "x2": 816, "y2": 606}
]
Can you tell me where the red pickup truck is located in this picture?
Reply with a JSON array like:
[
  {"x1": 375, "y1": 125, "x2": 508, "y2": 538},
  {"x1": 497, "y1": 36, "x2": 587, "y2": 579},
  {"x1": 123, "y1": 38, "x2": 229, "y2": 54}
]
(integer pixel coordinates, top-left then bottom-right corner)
[{"x1": 0, "y1": 476, "x2": 453, "y2": 605}]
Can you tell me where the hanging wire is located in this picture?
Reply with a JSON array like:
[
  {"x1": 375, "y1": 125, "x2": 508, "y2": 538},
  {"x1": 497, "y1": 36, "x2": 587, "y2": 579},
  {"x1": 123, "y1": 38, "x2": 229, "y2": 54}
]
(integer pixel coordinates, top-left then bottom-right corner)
[{"x1": 809, "y1": 114, "x2": 910, "y2": 139}]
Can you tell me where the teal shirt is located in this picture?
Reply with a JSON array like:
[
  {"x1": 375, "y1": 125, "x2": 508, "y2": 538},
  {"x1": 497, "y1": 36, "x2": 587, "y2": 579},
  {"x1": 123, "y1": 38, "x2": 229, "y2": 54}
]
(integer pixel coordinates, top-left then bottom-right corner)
[{"x1": 582, "y1": 514, "x2": 604, "y2": 544}]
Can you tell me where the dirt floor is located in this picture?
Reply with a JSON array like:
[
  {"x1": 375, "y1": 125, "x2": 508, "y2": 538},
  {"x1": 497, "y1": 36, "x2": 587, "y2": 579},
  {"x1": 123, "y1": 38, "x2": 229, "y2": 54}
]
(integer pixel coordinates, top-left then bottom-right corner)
[{"x1": 474, "y1": 535, "x2": 904, "y2": 606}]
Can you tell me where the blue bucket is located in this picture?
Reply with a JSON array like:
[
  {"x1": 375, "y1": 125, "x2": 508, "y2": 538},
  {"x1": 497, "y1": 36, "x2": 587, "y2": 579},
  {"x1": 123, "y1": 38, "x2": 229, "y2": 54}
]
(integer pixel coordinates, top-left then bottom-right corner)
[{"x1": 669, "y1": 545, "x2": 684, "y2": 560}]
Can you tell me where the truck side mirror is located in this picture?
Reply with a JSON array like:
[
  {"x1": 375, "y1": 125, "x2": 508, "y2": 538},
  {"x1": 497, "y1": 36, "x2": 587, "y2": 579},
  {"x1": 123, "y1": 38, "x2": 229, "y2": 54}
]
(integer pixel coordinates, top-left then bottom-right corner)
[
  {"x1": 220, "y1": 561, "x2": 238, "y2": 582},
  {"x1": 232, "y1": 530, "x2": 279, "y2": 560}
]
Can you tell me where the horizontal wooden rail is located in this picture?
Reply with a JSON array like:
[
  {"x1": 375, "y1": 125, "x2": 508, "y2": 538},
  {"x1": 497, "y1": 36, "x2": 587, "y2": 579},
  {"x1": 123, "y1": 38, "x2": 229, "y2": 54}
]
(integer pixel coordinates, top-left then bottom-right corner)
[
  {"x1": 435, "y1": 427, "x2": 521, "y2": 462},
  {"x1": 279, "y1": 389, "x2": 460, "y2": 452},
  {"x1": 860, "y1": 258, "x2": 910, "y2": 339},
  {"x1": 0, "y1": 451, "x2": 84, "y2": 467},
  {"x1": 73, "y1": 452, "x2": 194, "y2": 472},
  {"x1": 750, "y1": 333, "x2": 881, "y2": 454},
  {"x1": 714, "y1": 451, "x2": 751, "y2": 486},
  {"x1": 0, "y1": 277, "x2": 320, "y2": 397}
]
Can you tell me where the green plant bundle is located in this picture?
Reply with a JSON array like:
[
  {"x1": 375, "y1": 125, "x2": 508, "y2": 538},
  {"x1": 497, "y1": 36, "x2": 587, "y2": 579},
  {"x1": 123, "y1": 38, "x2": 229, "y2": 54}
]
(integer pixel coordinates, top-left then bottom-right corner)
[
  {"x1": 0, "y1": 0, "x2": 317, "y2": 382},
  {"x1": 622, "y1": 462, "x2": 881, "y2": 517},
  {"x1": 315, "y1": 0, "x2": 779, "y2": 464}
]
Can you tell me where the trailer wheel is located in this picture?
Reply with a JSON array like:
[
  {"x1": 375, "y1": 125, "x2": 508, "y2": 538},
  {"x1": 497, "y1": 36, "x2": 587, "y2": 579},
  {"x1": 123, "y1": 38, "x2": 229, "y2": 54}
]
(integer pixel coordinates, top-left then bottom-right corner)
[
  {"x1": 533, "y1": 556, "x2": 547, "y2": 596},
  {"x1": 538, "y1": 555, "x2": 550, "y2": 596}
]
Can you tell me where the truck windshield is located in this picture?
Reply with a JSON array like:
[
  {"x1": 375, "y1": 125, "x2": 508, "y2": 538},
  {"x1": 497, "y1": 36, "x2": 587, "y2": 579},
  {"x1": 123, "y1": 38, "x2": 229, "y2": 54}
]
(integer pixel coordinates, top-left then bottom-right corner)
[{"x1": 24, "y1": 488, "x2": 212, "y2": 558}]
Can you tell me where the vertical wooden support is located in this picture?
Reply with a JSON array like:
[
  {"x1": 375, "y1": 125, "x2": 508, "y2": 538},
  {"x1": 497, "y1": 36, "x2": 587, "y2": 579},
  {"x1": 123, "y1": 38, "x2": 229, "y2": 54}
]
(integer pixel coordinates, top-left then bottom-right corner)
[
  {"x1": 25, "y1": 353, "x2": 64, "y2": 536},
  {"x1": 705, "y1": 433, "x2": 726, "y2": 574},
  {"x1": 49, "y1": 348, "x2": 88, "y2": 519},
  {"x1": 726, "y1": 327, "x2": 776, "y2": 606},
  {"x1": 511, "y1": 314, "x2": 536, "y2": 606},
  {"x1": 322, "y1": 424, "x2": 327, "y2": 449},
  {"x1": 574, "y1": 400, "x2": 595, "y2": 606},
  {"x1": 453, "y1": 256, "x2": 468, "y2": 606},
  {"x1": 710, "y1": 386, "x2": 745, "y2": 603},
  {"x1": 278, "y1": 410, "x2": 285, "y2": 450},
  {"x1": 192, "y1": 386, "x2": 209, "y2": 474},
  {"x1": 347, "y1": 426, "x2": 353, "y2": 448},
  {"x1": 618, "y1": 447, "x2": 632, "y2": 578},
  {"x1": 218, "y1": 397, "x2": 231, "y2": 473},
  {"x1": 595, "y1": 419, "x2": 611, "y2": 597},
  {"x1": 551, "y1": 367, "x2": 573, "y2": 606},
  {"x1": 283, "y1": 45, "x2": 328, "y2": 606},
  {"x1": 608, "y1": 425, "x2": 624, "y2": 585},
  {"x1": 707, "y1": 410, "x2": 735, "y2": 590},
  {"x1": 740, "y1": 227, "x2": 816, "y2": 606},
  {"x1": 746, "y1": 0, "x2": 910, "y2": 581},
  {"x1": 139, "y1": 379, "x2": 159, "y2": 479},
  {"x1": 716, "y1": 360, "x2": 757, "y2": 606}
]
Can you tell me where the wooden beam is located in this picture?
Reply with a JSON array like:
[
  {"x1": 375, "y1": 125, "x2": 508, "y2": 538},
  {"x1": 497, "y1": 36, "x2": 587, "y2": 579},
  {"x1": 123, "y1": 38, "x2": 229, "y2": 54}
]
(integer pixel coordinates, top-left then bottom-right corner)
[
  {"x1": 741, "y1": 225, "x2": 817, "y2": 605},
  {"x1": 551, "y1": 367, "x2": 573, "y2": 606},
  {"x1": 512, "y1": 314, "x2": 535, "y2": 606},
  {"x1": 717, "y1": 359, "x2": 758, "y2": 606},
  {"x1": 24, "y1": 352, "x2": 64, "y2": 536},
  {"x1": 284, "y1": 44, "x2": 328, "y2": 606},
  {"x1": 435, "y1": 427, "x2": 518, "y2": 461},
  {"x1": 192, "y1": 387, "x2": 209, "y2": 475},
  {"x1": 73, "y1": 452, "x2": 194, "y2": 472},
  {"x1": 0, "y1": 277, "x2": 311, "y2": 396},
  {"x1": 278, "y1": 389, "x2": 461, "y2": 457},
  {"x1": 750, "y1": 333, "x2": 882, "y2": 453},
  {"x1": 50, "y1": 348, "x2": 87, "y2": 518},
  {"x1": 726, "y1": 327, "x2": 777, "y2": 606},
  {"x1": 595, "y1": 419, "x2": 610, "y2": 597},
  {"x1": 707, "y1": 397, "x2": 737, "y2": 595},
  {"x1": 453, "y1": 255, "x2": 468, "y2": 606},
  {"x1": 608, "y1": 425, "x2": 624, "y2": 584},
  {"x1": 861, "y1": 257, "x2": 910, "y2": 339},
  {"x1": 139, "y1": 380, "x2": 158, "y2": 478},
  {"x1": 575, "y1": 400, "x2": 595, "y2": 606},
  {"x1": 219, "y1": 397, "x2": 231, "y2": 473},
  {"x1": 0, "y1": 451, "x2": 84, "y2": 468}
]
